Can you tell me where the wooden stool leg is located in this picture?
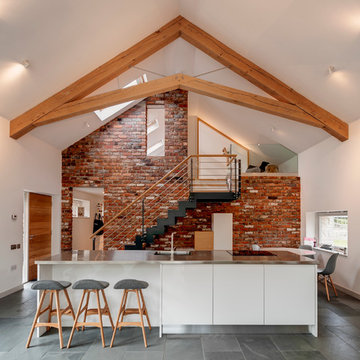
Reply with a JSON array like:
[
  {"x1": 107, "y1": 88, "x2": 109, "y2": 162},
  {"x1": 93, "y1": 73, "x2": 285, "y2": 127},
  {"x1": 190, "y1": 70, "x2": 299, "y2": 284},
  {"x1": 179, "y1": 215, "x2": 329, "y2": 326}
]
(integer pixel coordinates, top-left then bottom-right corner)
[
  {"x1": 101, "y1": 289, "x2": 114, "y2": 330},
  {"x1": 63, "y1": 289, "x2": 79, "y2": 332},
  {"x1": 110, "y1": 291, "x2": 126, "y2": 348},
  {"x1": 118, "y1": 290, "x2": 128, "y2": 331},
  {"x1": 82, "y1": 291, "x2": 90, "y2": 331},
  {"x1": 324, "y1": 276, "x2": 330, "y2": 301},
  {"x1": 54, "y1": 290, "x2": 63, "y2": 349},
  {"x1": 67, "y1": 290, "x2": 86, "y2": 349},
  {"x1": 140, "y1": 290, "x2": 151, "y2": 330},
  {"x1": 46, "y1": 291, "x2": 54, "y2": 332},
  {"x1": 135, "y1": 290, "x2": 147, "y2": 348},
  {"x1": 26, "y1": 290, "x2": 47, "y2": 348},
  {"x1": 329, "y1": 276, "x2": 338, "y2": 297},
  {"x1": 95, "y1": 290, "x2": 105, "y2": 348}
]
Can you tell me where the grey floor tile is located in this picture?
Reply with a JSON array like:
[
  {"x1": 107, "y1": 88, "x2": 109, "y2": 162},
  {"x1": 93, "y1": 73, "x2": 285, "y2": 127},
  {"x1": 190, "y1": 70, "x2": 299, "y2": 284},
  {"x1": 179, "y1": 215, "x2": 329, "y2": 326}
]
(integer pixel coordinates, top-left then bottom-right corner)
[
  {"x1": 122, "y1": 351, "x2": 163, "y2": 360},
  {"x1": 318, "y1": 308, "x2": 350, "y2": 327},
  {"x1": 341, "y1": 316, "x2": 360, "y2": 329},
  {"x1": 302, "y1": 333, "x2": 360, "y2": 360},
  {"x1": 323, "y1": 302, "x2": 360, "y2": 317},
  {"x1": 82, "y1": 343, "x2": 125, "y2": 360},
  {"x1": 327, "y1": 325, "x2": 360, "y2": 351},
  {"x1": 281, "y1": 350, "x2": 327, "y2": 360},
  {"x1": 112, "y1": 327, "x2": 165, "y2": 351},
  {"x1": 165, "y1": 337, "x2": 203, "y2": 360},
  {"x1": 42, "y1": 352, "x2": 85, "y2": 360},
  {"x1": 236, "y1": 335, "x2": 285, "y2": 360},
  {"x1": 271, "y1": 335, "x2": 314, "y2": 351},
  {"x1": 202, "y1": 335, "x2": 241, "y2": 352},
  {"x1": 204, "y1": 352, "x2": 245, "y2": 360}
]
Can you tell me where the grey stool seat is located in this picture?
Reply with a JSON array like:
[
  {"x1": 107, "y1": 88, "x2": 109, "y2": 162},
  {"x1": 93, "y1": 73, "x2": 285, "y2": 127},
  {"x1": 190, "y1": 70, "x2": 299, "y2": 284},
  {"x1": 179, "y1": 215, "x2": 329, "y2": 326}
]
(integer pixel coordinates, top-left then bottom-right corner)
[
  {"x1": 114, "y1": 279, "x2": 149, "y2": 290},
  {"x1": 72, "y1": 279, "x2": 109, "y2": 290},
  {"x1": 31, "y1": 280, "x2": 71, "y2": 290}
]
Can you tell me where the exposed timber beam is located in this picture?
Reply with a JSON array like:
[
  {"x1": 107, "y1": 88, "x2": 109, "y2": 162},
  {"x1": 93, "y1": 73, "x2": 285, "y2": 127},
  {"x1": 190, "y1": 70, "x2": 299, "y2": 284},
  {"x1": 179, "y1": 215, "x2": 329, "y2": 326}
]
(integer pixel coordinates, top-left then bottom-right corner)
[
  {"x1": 10, "y1": 15, "x2": 348, "y2": 141},
  {"x1": 10, "y1": 16, "x2": 183, "y2": 138},
  {"x1": 179, "y1": 17, "x2": 348, "y2": 141},
  {"x1": 179, "y1": 75, "x2": 322, "y2": 128},
  {"x1": 36, "y1": 75, "x2": 182, "y2": 125},
  {"x1": 33, "y1": 74, "x2": 322, "y2": 129}
]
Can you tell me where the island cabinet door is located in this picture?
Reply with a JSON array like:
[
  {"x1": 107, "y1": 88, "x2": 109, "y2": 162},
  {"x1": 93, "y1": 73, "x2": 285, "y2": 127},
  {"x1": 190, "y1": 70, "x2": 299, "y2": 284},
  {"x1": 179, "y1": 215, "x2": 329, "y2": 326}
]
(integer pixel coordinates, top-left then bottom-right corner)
[
  {"x1": 213, "y1": 264, "x2": 264, "y2": 324},
  {"x1": 264, "y1": 265, "x2": 316, "y2": 325},
  {"x1": 162, "y1": 264, "x2": 213, "y2": 325}
]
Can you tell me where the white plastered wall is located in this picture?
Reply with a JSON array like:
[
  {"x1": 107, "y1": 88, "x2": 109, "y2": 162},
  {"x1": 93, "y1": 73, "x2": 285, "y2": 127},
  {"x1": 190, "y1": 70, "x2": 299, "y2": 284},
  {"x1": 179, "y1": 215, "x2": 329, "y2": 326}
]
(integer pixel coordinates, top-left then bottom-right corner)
[
  {"x1": 299, "y1": 118, "x2": 360, "y2": 296},
  {"x1": 0, "y1": 116, "x2": 61, "y2": 296}
]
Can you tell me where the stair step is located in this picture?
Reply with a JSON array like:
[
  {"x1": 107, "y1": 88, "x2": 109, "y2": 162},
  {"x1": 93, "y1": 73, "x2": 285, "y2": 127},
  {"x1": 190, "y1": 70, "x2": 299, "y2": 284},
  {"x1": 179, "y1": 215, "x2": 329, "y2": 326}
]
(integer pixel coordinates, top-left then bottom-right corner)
[
  {"x1": 157, "y1": 217, "x2": 175, "y2": 228},
  {"x1": 146, "y1": 227, "x2": 164, "y2": 236},
  {"x1": 178, "y1": 200, "x2": 197, "y2": 209},
  {"x1": 191, "y1": 192, "x2": 238, "y2": 202}
]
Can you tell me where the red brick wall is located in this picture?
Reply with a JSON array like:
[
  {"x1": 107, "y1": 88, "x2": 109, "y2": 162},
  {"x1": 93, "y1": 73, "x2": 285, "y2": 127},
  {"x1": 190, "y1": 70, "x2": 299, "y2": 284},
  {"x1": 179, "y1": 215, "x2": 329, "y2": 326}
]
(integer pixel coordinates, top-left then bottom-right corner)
[
  {"x1": 61, "y1": 90, "x2": 300, "y2": 250},
  {"x1": 61, "y1": 90, "x2": 188, "y2": 249},
  {"x1": 153, "y1": 176, "x2": 300, "y2": 250}
]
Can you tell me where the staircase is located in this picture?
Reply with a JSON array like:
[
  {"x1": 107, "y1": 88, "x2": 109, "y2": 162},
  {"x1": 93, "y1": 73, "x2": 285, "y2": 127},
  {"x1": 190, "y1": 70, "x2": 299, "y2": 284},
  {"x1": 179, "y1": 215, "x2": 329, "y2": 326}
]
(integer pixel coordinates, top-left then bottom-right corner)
[{"x1": 90, "y1": 154, "x2": 241, "y2": 250}]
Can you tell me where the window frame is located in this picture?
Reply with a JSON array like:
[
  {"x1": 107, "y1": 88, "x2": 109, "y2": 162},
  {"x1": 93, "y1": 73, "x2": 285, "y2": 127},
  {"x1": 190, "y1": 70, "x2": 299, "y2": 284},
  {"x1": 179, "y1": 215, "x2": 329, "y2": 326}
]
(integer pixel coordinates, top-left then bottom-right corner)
[{"x1": 315, "y1": 210, "x2": 348, "y2": 255}]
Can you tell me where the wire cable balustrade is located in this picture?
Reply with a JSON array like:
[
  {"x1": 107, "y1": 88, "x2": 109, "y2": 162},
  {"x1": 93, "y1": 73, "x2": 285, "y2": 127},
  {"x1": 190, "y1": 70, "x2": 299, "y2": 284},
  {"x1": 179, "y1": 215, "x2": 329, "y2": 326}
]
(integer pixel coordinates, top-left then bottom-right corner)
[{"x1": 90, "y1": 155, "x2": 240, "y2": 250}]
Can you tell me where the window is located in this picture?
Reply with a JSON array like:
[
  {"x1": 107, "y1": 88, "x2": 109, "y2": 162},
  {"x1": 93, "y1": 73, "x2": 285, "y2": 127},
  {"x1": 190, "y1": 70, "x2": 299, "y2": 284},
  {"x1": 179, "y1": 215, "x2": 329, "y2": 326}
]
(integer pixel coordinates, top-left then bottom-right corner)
[
  {"x1": 147, "y1": 105, "x2": 165, "y2": 156},
  {"x1": 94, "y1": 74, "x2": 147, "y2": 121},
  {"x1": 316, "y1": 211, "x2": 348, "y2": 254},
  {"x1": 72, "y1": 198, "x2": 90, "y2": 218}
]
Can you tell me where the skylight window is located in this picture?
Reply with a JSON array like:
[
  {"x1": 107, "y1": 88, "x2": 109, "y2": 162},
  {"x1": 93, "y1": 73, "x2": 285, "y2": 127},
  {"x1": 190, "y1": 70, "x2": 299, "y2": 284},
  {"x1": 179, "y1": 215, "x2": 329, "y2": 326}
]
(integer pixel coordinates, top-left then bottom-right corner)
[{"x1": 94, "y1": 74, "x2": 147, "y2": 121}]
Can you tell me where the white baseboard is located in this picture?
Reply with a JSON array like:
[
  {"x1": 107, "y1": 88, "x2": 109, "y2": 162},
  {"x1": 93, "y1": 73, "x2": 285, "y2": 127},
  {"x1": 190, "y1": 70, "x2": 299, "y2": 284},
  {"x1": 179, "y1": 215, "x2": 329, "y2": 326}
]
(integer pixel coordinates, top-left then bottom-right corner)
[
  {"x1": 333, "y1": 282, "x2": 360, "y2": 300},
  {"x1": 0, "y1": 284, "x2": 24, "y2": 299}
]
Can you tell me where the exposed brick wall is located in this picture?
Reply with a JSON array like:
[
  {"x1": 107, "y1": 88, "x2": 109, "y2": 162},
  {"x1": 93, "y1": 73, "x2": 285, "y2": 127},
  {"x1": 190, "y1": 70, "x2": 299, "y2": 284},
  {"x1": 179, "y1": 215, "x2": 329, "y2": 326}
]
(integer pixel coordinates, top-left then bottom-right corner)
[
  {"x1": 153, "y1": 176, "x2": 300, "y2": 250},
  {"x1": 61, "y1": 90, "x2": 188, "y2": 249},
  {"x1": 62, "y1": 89, "x2": 300, "y2": 251}
]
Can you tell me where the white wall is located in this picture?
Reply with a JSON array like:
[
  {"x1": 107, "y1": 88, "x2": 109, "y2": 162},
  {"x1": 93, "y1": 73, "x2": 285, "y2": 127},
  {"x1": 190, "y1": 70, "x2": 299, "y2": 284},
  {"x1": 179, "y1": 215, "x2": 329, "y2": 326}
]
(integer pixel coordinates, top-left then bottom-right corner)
[
  {"x1": 299, "y1": 119, "x2": 360, "y2": 296},
  {"x1": 0, "y1": 116, "x2": 61, "y2": 296},
  {"x1": 72, "y1": 189, "x2": 103, "y2": 250},
  {"x1": 278, "y1": 156, "x2": 298, "y2": 173},
  {"x1": 198, "y1": 120, "x2": 248, "y2": 172}
]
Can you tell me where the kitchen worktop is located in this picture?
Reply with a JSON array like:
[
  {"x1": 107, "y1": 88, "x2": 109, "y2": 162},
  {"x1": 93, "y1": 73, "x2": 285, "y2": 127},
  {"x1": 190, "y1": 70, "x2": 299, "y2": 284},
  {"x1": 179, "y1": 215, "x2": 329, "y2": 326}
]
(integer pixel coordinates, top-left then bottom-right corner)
[{"x1": 36, "y1": 249, "x2": 317, "y2": 265}]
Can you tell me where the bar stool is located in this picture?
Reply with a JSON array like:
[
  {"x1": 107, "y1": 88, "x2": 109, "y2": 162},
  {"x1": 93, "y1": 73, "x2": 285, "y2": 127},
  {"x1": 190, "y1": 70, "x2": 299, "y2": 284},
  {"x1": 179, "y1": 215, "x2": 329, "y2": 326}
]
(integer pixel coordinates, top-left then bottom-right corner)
[
  {"x1": 26, "y1": 280, "x2": 76, "y2": 349},
  {"x1": 67, "y1": 279, "x2": 114, "y2": 348},
  {"x1": 110, "y1": 279, "x2": 151, "y2": 348}
]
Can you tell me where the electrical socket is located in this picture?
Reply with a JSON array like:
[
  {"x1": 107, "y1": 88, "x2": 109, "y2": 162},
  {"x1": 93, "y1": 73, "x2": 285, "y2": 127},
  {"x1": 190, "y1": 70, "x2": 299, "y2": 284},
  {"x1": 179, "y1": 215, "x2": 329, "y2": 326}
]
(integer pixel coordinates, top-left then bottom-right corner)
[
  {"x1": 10, "y1": 265, "x2": 17, "y2": 271},
  {"x1": 10, "y1": 244, "x2": 16, "y2": 250}
]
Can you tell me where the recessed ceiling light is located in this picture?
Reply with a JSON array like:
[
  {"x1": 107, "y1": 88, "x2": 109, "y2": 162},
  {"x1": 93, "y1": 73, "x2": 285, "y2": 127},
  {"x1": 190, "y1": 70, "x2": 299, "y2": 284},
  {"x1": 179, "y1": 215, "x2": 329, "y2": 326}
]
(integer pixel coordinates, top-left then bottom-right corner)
[
  {"x1": 21, "y1": 60, "x2": 30, "y2": 68},
  {"x1": 328, "y1": 65, "x2": 336, "y2": 74},
  {"x1": 257, "y1": 143, "x2": 261, "y2": 147}
]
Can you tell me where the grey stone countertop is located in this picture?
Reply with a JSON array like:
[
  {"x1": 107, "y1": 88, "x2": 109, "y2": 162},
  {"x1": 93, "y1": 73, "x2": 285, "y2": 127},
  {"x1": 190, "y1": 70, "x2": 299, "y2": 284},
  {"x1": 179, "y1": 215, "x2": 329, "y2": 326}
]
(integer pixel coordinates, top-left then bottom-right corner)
[{"x1": 35, "y1": 249, "x2": 317, "y2": 265}]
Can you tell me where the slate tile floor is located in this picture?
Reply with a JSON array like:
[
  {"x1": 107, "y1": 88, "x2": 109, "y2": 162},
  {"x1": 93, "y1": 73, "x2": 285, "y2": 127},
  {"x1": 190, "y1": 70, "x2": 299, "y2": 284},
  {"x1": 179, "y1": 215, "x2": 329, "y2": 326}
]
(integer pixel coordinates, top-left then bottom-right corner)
[{"x1": 1, "y1": 283, "x2": 360, "y2": 359}]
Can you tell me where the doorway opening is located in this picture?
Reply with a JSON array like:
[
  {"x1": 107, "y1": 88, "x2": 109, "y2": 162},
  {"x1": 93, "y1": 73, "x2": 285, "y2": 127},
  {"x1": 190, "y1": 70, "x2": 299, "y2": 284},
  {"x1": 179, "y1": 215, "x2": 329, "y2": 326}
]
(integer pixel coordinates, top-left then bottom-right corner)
[
  {"x1": 23, "y1": 192, "x2": 52, "y2": 282},
  {"x1": 72, "y1": 187, "x2": 104, "y2": 250}
]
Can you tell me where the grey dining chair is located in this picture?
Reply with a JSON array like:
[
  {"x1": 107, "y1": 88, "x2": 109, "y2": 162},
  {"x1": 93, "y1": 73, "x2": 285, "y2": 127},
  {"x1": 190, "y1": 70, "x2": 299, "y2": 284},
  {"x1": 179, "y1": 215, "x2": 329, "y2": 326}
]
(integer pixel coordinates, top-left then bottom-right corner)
[
  {"x1": 317, "y1": 253, "x2": 339, "y2": 301},
  {"x1": 299, "y1": 244, "x2": 315, "y2": 259}
]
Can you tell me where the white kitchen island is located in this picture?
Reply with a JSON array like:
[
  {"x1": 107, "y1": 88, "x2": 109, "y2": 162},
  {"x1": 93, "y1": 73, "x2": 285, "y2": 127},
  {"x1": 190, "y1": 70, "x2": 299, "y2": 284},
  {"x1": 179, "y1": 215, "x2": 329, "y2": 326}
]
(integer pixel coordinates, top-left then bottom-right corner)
[{"x1": 36, "y1": 249, "x2": 318, "y2": 337}]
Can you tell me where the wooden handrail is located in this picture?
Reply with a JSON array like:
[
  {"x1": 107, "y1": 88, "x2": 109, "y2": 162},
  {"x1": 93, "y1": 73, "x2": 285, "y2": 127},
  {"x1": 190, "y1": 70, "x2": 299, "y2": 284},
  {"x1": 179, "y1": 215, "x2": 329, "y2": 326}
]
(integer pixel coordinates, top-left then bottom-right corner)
[
  {"x1": 89, "y1": 155, "x2": 191, "y2": 239},
  {"x1": 89, "y1": 154, "x2": 236, "y2": 240}
]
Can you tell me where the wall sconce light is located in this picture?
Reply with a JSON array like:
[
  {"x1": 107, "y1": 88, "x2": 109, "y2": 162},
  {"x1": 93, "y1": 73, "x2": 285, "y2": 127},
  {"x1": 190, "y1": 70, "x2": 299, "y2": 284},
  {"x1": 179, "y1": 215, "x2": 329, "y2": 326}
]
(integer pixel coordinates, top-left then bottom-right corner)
[
  {"x1": 21, "y1": 60, "x2": 30, "y2": 68},
  {"x1": 328, "y1": 65, "x2": 336, "y2": 74}
]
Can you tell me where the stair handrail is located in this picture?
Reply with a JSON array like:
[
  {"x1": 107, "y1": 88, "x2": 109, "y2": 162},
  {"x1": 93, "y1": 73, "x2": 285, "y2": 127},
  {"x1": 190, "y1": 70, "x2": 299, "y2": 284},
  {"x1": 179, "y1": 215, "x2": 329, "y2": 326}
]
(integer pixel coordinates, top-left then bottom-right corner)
[{"x1": 89, "y1": 153, "x2": 237, "y2": 242}]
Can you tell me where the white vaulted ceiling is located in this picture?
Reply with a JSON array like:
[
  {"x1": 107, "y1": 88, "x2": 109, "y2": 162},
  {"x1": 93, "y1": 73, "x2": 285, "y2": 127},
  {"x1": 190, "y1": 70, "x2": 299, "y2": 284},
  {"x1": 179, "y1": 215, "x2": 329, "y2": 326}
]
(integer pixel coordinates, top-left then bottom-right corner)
[{"x1": 1, "y1": 0, "x2": 360, "y2": 151}]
